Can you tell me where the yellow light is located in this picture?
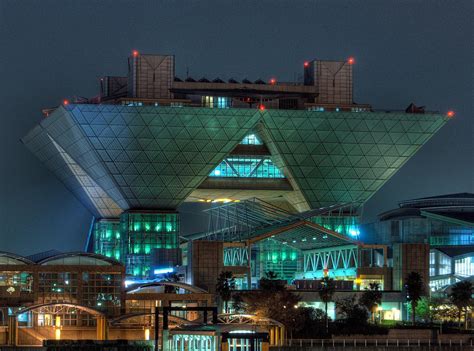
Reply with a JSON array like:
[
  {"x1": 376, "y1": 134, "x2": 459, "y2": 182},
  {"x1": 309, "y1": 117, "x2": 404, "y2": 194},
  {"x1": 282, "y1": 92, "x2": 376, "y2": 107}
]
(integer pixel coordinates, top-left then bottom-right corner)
[
  {"x1": 376, "y1": 306, "x2": 383, "y2": 312},
  {"x1": 144, "y1": 328, "x2": 150, "y2": 341},
  {"x1": 55, "y1": 316, "x2": 61, "y2": 327},
  {"x1": 55, "y1": 328, "x2": 61, "y2": 340},
  {"x1": 354, "y1": 278, "x2": 362, "y2": 285},
  {"x1": 206, "y1": 199, "x2": 212, "y2": 203},
  {"x1": 213, "y1": 198, "x2": 233, "y2": 203}
]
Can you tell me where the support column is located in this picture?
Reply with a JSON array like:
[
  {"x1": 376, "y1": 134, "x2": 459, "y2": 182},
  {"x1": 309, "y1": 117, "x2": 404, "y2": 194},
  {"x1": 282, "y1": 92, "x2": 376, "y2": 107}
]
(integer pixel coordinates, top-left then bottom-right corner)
[
  {"x1": 221, "y1": 340, "x2": 229, "y2": 351},
  {"x1": 96, "y1": 316, "x2": 108, "y2": 340},
  {"x1": 269, "y1": 327, "x2": 274, "y2": 345},
  {"x1": 274, "y1": 327, "x2": 279, "y2": 346},
  {"x1": 7, "y1": 315, "x2": 18, "y2": 346},
  {"x1": 261, "y1": 341, "x2": 270, "y2": 351},
  {"x1": 161, "y1": 329, "x2": 170, "y2": 351}
]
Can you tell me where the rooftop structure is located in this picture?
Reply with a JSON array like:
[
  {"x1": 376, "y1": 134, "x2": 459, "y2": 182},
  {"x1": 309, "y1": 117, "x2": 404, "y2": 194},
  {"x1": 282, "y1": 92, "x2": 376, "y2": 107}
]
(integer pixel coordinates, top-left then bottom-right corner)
[{"x1": 22, "y1": 52, "x2": 450, "y2": 280}]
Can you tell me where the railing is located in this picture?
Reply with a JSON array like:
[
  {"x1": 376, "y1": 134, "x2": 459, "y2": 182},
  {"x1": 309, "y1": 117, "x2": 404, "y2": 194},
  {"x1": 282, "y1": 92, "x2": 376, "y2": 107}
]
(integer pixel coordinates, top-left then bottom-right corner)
[{"x1": 278, "y1": 338, "x2": 473, "y2": 348}]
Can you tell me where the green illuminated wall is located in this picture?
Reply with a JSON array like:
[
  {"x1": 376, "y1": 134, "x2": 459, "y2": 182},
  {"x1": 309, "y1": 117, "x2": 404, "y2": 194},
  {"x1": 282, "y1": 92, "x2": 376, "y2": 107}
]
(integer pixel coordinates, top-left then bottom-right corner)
[
  {"x1": 120, "y1": 212, "x2": 180, "y2": 278},
  {"x1": 254, "y1": 239, "x2": 300, "y2": 282},
  {"x1": 93, "y1": 220, "x2": 122, "y2": 261},
  {"x1": 310, "y1": 215, "x2": 360, "y2": 238}
]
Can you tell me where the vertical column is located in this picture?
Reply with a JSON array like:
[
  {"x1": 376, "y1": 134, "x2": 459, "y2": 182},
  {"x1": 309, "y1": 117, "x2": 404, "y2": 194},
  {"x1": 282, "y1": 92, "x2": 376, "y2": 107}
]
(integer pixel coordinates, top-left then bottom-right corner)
[
  {"x1": 269, "y1": 327, "x2": 274, "y2": 346},
  {"x1": 7, "y1": 315, "x2": 18, "y2": 346},
  {"x1": 96, "y1": 316, "x2": 108, "y2": 340}
]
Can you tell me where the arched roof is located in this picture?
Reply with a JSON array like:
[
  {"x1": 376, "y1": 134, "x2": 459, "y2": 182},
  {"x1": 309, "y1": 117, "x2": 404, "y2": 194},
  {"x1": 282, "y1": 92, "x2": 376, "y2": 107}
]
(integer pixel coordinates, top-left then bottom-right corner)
[
  {"x1": 0, "y1": 252, "x2": 34, "y2": 265},
  {"x1": 110, "y1": 312, "x2": 198, "y2": 326},
  {"x1": 126, "y1": 281, "x2": 208, "y2": 294},
  {"x1": 15, "y1": 303, "x2": 104, "y2": 317},
  {"x1": 37, "y1": 252, "x2": 122, "y2": 266},
  {"x1": 217, "y1": 314, "x2": 284, "y2": 327}
]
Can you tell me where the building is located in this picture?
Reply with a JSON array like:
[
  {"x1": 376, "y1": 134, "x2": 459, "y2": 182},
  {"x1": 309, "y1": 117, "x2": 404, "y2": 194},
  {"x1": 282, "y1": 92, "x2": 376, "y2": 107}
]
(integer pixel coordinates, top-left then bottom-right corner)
[
  {"x1": 22, "y1": 51, "x2": 450, "y2": 284},
  {"x1": 363, "y1": 193, "x2": 474, "y2": 292}
]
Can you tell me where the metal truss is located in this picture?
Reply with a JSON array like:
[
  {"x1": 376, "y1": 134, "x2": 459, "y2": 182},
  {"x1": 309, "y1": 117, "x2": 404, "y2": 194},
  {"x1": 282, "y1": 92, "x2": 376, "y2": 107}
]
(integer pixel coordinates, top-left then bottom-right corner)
[
  {"x1": 303, "y1": 244, "x2": 358, "y2": 273},
  {"x1": 223, "y1": 246, "x2": 249, "y2": 266}
]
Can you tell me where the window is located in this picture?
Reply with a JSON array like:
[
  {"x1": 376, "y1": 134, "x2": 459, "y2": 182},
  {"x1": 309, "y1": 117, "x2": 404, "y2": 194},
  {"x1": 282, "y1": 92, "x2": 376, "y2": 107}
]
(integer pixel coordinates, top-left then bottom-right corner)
[
  {"x1": 209, "y1": 157, "x2": 284, "y2": 178},
  {"x1": 202, "y1": 96, "x2": 231, "y2": 109}
]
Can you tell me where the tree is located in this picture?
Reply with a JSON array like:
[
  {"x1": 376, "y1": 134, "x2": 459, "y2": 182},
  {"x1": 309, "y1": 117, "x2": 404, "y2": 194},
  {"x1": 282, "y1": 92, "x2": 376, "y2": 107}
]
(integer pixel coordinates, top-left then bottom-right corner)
[
  {"x1": 216, "y1": 271, "x2": 236, "y2": 313},
  {"x1": 449, "y1": 280, "x2": 473, "y2": 330},
  {"x1": 239, "y1": 284, "x2": 304, "y2": 339},
  {"x1": 359, "y1": 282, "x2": 382, "y2": 323},
  {"x1": 162, "y1": 272, "x2": 180, "y2": 293},
  {"x1": 336, "y1": 295, "x2": 369, "y2": 325},
  {"x1": 259, "y1": 271, "x2": 285, "y2": 291},
  {"x1": 405, "y1": 272, "x2": 425, "y2": 325},
  {"x1": 231, "y1": 293, "x2": 245, "y2": 314},
  {"x1": 318, "y1": 276, "x2": 336, "y2": 333}
]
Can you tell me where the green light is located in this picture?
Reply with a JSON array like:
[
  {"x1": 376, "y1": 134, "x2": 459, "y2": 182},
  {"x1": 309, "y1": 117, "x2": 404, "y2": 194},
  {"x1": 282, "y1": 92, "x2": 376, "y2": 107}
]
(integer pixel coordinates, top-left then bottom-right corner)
[
  {"x1": 115, "y1": 232, "x2": 120, "y2": 239},
  {"x1": 290, "y1": 252, "x2": 297, "y2": 261},
  {"x1": 145, "y1": 223, "x2": 151, "y2": 231},
  {"x1": 145, "y1": 245, "x2": 151, "y2": 254},
  {"x1": 166, "y1": 223, "x2": 173, "y2": 232},
  {"x1": 133, "y1": 223, "x2": 141, "y2": 231}
]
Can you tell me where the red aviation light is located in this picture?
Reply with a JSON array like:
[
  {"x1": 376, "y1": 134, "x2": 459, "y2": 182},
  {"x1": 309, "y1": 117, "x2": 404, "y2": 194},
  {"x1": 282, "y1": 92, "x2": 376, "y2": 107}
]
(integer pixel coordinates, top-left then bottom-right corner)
[
  {"x1": 304, "y1": 61, "x2": 310, "y2": 68},
  {"x1": 269, "y1": 78, "x2": 276, "y2": 85},
  {"x1": 348, "y1": 57, "x2": 355, "y2": 65},
  {"x1": 63, "y1": 99, "x2": 69, "y2": 106},
  {"x1": 447, "y1": 110, "x2": 455, "y2": 118},
  {"x1": 132, "y1": 50, "x2": 139, "y2": 58},
  {"x1": 259, "y1": 104, "x2": 266, "y2": 111}
]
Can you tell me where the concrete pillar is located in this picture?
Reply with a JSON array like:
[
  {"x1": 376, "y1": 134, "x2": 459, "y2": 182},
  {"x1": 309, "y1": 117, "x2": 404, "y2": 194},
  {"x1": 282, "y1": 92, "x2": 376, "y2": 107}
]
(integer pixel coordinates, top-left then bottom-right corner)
[
  {"x1": 269, "y1": 327, "x2": 275, "y2": 345},
  {"x1": 221, "y1": 340, "x2": 229, "y2": 351},
  {"x1": 7, "y1": 315, "x2": 18, "y2": 346},
  {"x1": 162, "y1": 329, "x2": 170, "y2": 351},
  {"x1": 280, "y1": 326, "x2": 285, "y2": 345},
  {"x1": 274, "y1": 327, "x2": 279, "y2": 346},
  {"x1": 96, "y1": 316, "x2": 108, "y2": 340}
]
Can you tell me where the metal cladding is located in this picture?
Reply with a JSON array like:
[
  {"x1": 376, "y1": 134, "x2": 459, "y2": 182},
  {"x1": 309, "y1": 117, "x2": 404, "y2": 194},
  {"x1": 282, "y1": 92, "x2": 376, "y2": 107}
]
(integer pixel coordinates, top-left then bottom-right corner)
[{"x1": 23, "y1": 104, "x2": 447, "y2": 217}]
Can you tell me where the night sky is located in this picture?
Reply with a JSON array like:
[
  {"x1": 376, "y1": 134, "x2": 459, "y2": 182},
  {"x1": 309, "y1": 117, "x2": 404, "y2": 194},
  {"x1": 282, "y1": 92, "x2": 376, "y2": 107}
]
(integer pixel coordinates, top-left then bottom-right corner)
[{"x1": 0, "y1": 0, "x2": 472, "y2": 255}]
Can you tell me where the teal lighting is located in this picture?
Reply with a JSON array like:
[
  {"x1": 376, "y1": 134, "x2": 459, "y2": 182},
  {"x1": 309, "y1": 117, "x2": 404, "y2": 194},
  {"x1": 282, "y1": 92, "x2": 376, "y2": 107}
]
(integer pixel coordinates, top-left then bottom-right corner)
[{"x1": 210, "y1": 157, "x2": 284, "y2": 178}]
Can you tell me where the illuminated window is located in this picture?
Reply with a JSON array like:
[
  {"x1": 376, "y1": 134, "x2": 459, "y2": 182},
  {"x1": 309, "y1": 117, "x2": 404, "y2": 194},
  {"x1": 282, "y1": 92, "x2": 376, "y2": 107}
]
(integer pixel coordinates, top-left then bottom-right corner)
[
  {"x1": 209, "y1": 156, "x2": 284, "y2": 178},
  {"x1": 202, "y1": 96, "x2": 231, "y2": 108},
  {"x1": 240, "y1": 133, "x2": 262, "y2": 145}
]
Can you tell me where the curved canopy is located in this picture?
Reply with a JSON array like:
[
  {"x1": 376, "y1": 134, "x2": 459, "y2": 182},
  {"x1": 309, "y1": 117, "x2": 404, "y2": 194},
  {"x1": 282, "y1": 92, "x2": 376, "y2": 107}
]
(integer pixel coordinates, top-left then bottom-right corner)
[
  {"x1": 110, "y1": 312, "x2": 198, "y2": 326},
  {"x1": 127, "y1": 281, "x2": 208, "y2": 294},
  {"x1": 16, "y1": 303, "x2": 104, "y2": 317},
  {"x1": 0, "y1": 252, "x2": 34, "y2": 265},
  {"x1": 217, "y1": 313, "x2": 284, "y2": 327},
  {"x1": 37, "y1": 252, "x2": 122, "y2": 266}
]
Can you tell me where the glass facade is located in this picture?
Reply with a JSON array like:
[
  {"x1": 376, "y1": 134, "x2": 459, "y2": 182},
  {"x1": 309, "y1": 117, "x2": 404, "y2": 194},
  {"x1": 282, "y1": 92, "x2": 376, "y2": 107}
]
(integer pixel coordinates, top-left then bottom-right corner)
[
  {"x1": 209, "y1": 157, "x2": 284, "y2": 178},
  {"x1": 240, "y1": 133, "x2": 262, "y2": 145},
  {"x1": 93, "y1": 220, "x2": 122, "y2": 261},
  {"x1": 202, "y1": 96, "x2": 231, "y2": 108},
  {"x1": 82, "y1": 272, "x2": 122, "y2": 315},
  {"x1": 253, "y1": 239, "x2": 300, "y2": 283},
  {"x1": 121, "y1": 212, "x2": 180, "y2": 278},
  {"x1": 37, "y1": 272, "x2": 79, "y2": 303},
  {"x1": 0, "y1": 271, "x2": 33, "y2": 293},
  {"x1": 310, "y1": 215, "x2": 360, "y2": 238}
]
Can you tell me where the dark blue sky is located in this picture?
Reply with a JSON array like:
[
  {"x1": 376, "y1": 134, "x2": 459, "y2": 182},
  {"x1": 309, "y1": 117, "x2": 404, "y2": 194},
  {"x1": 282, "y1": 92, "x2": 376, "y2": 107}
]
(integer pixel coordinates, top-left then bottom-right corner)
[{"x1": 0, "y1": 0, "x2": 472, "y2": 255}]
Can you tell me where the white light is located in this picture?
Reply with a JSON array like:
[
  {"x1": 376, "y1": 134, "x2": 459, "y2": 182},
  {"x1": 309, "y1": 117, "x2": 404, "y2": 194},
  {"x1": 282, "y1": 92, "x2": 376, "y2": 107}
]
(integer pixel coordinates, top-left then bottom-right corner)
[
  {"x1": 214, "y1": 170, "x2": 221, "y2": 176},
  {"x1": 153, "y1": 267, "x2": 174, "y2": 275}
]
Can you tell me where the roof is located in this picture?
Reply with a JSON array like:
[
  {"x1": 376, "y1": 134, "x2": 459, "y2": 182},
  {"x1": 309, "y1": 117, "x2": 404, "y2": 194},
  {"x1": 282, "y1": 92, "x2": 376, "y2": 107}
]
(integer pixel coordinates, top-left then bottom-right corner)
[
  {"x1": 191, "y1": 199, "x2": 359, "y2": 250},
  {"x1": 23, "y1": 104, "x2": 447, "y2": 216},
  {"x1": 0, "y1": 251, "x2": 122, "y2": 267},
  {"x1": 26, "y1": 249, "x2": 63, "y2": 263}
]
